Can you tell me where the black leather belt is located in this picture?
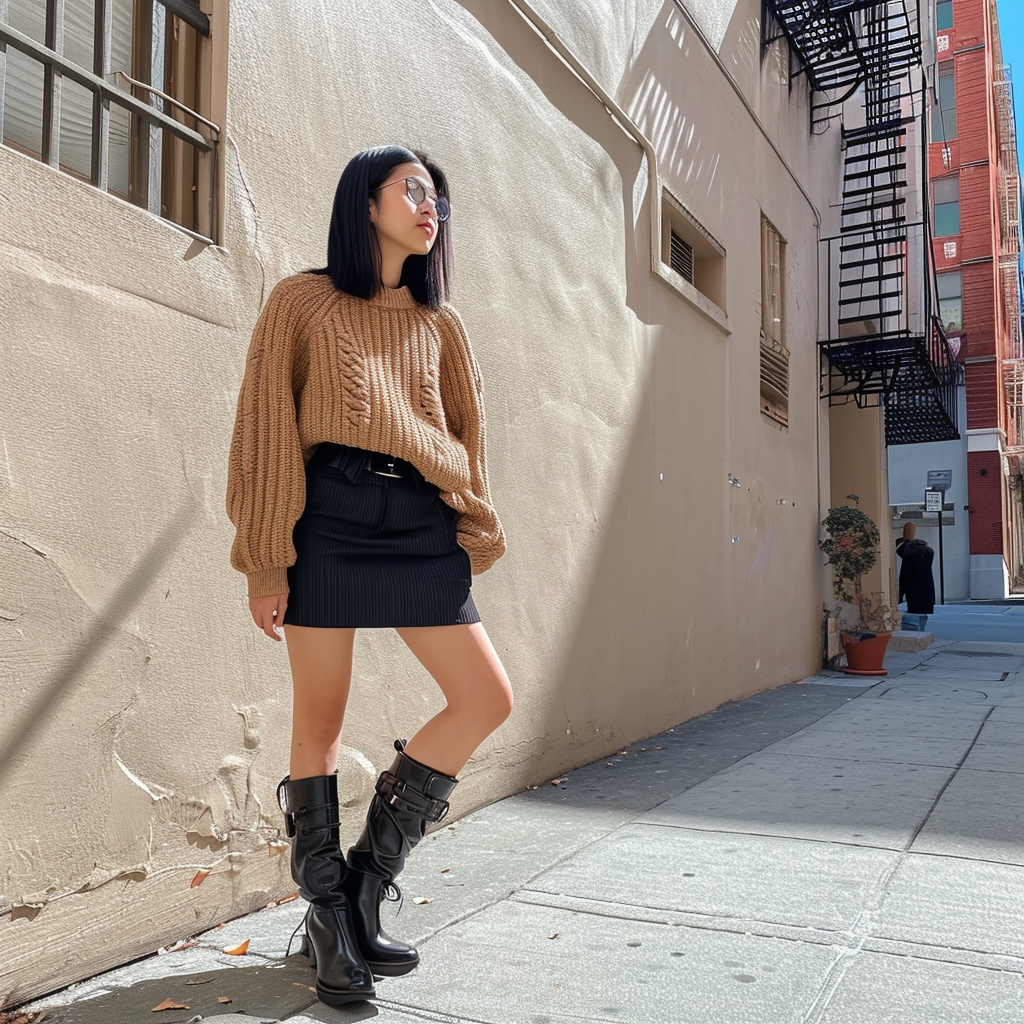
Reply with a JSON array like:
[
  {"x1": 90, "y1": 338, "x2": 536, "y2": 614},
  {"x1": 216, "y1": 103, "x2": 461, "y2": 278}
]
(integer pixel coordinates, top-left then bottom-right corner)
[{"x1": 312, "y1": 443, "x2": 408, "y2": 480}]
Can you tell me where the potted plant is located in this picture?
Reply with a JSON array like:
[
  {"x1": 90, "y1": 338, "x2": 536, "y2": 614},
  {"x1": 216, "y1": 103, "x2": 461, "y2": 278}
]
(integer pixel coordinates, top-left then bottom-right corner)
[{"x1": 819, "y1": 496, "x2": 896, "y2": 675}]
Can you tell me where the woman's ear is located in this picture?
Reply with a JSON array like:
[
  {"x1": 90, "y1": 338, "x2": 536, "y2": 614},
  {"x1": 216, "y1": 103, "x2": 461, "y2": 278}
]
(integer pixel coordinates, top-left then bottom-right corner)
[{"x1": 368, "y1": 198, "x2": 377, "y2": 224}]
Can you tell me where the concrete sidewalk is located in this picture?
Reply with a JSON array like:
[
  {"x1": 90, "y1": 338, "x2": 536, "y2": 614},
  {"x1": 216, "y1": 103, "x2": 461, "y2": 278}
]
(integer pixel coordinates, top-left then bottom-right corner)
[{"x1": 27, "y1": 638, "x2": 1024, "y2": 1024}]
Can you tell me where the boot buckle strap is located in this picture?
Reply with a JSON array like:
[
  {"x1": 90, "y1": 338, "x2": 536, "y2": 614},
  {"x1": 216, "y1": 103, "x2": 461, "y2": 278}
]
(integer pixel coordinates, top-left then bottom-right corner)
[
  {"x1": 276, "y1": 778, "x2": 298, "y2": 837},
  {"x1": 378, "y1": 770, "x2": 451, "y2": 823}
]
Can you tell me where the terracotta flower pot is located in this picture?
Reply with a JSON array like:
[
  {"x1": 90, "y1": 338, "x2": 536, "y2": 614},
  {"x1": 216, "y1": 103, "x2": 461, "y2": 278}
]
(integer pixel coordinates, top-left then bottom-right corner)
[{"x1": 841, "y1": 631, "x2": 891, "y2": 676}]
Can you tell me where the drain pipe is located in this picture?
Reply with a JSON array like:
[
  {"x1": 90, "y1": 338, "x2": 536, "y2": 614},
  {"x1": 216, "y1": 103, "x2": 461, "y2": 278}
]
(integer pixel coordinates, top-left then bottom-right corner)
[{"x1": 503, "y1": 0, "x2": 662, "y2": 273}]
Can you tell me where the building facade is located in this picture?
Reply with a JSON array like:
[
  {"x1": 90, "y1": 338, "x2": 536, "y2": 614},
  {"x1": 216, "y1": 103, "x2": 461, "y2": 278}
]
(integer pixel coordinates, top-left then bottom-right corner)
[
  {"x1": 891, "y1": 0, "x2": 1023, "y2": 598},
  {"x1": 0, "y1": 0, "x2": 939, "y2": 1003}
]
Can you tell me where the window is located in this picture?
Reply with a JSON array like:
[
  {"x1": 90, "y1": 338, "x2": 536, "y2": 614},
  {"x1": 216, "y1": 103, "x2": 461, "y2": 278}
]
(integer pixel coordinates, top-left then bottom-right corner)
[
  {"x1": 936, "y1": 0, "x2": 953, "y2": 31},
  {"x1": 0, "y1": 0, "x2": 221, "y2": 240},
  {"x1": 933, "y1": 175, "x2": 960, "y2": 235},
  {"x1": 931, "y1": 63, "x2": 956, "y2": 142},
  {"x1": 660, "y1": 189, "x2": 728, "y2": 329},
  {"x1": 936, "y1": 271, "x2": 962, "y2": 331},
  {"x1": 760, "y1": 215, "x2": 789, "y2": 426}
]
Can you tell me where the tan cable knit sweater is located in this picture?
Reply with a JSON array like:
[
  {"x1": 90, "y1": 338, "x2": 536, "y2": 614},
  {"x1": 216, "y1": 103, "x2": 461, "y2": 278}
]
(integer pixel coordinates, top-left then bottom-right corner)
[{"x1": 227, "y1": 273, "x2": 505, "y2": 597}]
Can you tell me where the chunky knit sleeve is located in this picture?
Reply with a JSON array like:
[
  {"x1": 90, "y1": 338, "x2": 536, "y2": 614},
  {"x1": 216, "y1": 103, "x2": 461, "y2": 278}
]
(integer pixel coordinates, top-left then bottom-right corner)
[
  {"x1": 438, "y1": 306, "x2": 506, "y2": 574},
  {"x1": 226, "y1": 278, "x2": 308, "y2": 597}
]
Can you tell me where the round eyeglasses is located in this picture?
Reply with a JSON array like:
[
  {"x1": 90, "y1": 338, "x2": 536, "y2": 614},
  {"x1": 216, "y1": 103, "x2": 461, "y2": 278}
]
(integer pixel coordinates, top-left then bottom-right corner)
[{"x1": 377, "y1": 177, "x2": 451, "y2": 222}]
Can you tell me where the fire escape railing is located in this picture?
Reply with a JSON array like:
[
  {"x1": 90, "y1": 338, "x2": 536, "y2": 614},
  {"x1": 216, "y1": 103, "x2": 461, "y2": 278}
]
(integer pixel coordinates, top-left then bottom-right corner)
[
  {"x1": 765, "y1": 0, "x2": 960, "y2": 446},
  {"x1": 994, "y1": 64, "x2": 1024, "y2": 476}
]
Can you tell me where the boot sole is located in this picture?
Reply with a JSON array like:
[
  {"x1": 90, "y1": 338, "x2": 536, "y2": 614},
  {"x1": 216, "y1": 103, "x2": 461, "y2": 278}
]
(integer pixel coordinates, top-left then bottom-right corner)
[
  {"x1": 316, "y1": 985, "x2": 376, "y2": 1006},
  {"x1": 367, "y1": 957, "x2": 419, "y2": 977},
  {"x1": 303, "y1": 939, "x2": 377, "y2": 1002}
]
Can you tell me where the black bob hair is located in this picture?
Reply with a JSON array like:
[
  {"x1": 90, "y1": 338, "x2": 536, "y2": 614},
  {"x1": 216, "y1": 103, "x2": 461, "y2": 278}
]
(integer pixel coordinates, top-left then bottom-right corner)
[{"x1": 310, "y1": 145, "x2": 452, "y2": 308}]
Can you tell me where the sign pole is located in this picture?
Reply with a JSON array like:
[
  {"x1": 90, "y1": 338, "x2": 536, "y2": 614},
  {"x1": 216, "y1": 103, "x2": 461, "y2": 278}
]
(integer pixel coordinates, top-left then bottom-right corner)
[
  {"x1": 938, "y1": 500, "x2": 945, "y2": 605},
  {"x1": 927, "y1": 471, "x2": 952, "y2": 606}
]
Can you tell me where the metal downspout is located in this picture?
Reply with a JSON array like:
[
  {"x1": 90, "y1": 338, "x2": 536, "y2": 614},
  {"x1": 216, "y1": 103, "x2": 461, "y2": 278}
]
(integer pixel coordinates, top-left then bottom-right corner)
[{"x1": 502, "y1": 0, "x2": 662, "y2": 273}]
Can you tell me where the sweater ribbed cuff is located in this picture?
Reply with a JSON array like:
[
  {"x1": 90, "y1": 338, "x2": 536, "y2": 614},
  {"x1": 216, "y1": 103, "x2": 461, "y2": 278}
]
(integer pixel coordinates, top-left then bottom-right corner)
[{"x1": 246, "y1": 568, "x2": 290, "y2": 598}]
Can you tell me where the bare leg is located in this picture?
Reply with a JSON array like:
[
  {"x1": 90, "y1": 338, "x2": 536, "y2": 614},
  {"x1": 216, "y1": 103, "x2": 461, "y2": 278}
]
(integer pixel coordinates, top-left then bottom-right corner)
[
  {"x1": 284, "y1": 625, "x2": 357, "y2": 778},
  {"x1": 396, "y1": 622, "x2": 513, "y2": 776}
]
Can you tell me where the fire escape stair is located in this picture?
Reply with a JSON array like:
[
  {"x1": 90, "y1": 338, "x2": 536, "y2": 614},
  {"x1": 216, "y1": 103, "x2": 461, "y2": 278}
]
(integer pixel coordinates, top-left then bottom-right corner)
[{"x1": 766, "y1": 0, "x2": 958, "y2": 445}]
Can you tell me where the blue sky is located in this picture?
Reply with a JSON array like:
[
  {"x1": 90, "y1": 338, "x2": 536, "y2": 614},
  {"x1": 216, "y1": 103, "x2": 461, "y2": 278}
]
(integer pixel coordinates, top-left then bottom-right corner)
[{"x1": 996, "y1": 0, "x2": 1023, "y2": 149}]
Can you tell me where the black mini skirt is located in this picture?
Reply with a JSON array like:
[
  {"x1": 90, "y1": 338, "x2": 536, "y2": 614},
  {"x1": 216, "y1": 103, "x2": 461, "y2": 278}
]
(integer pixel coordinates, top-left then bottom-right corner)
[{"x1": 283, "y1": 444, "x2": 479, "y2": 629}]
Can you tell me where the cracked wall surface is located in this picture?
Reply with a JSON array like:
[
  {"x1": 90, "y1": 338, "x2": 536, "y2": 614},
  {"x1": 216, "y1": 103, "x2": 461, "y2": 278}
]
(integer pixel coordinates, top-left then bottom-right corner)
[{"x1": 0, "y1": 0, "x2": 839, "y2": 1004}]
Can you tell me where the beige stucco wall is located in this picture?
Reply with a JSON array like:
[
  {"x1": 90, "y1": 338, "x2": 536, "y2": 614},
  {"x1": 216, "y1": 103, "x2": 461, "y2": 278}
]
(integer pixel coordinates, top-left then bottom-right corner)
[
  {"x1": 0, "y1": 0, "x2": 843, "y2": 1001},
  {"x1": 828, "y1": 402, "x2": 896, "y2": 614}
]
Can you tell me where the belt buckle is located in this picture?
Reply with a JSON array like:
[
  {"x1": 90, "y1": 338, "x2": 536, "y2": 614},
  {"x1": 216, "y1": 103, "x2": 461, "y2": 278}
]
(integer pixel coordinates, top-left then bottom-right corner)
[{"x1": 369, "y1": 455, "x2": 401, "y2": 479}]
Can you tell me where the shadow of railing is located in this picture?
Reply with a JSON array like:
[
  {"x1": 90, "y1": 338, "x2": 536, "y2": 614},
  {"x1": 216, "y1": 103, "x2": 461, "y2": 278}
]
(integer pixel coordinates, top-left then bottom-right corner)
[{"x1": 0, "y1": 504, "x2": 198, "y2": 788}]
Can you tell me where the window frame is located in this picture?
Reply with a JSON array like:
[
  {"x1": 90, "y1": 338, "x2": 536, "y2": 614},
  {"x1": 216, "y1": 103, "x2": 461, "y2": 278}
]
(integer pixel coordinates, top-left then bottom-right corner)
[
  {"x1": 0, "y1": 0, "x2": 222, "y2": 242},
  {"x1": 936, "y1": 270, "x2": 963, "y2": 332},
  {"x1": 931, "y1": 62, "x2": 957, "y2": 142},
  {"x1": 760, "y1": 214, "x2": 789, "y2": 427},
  {"x1": 933, "y1": 175, "x2": 960, "y2": 236},
  {"x1": 658, "y1": 187, "x2": 729, "y2": 332}
]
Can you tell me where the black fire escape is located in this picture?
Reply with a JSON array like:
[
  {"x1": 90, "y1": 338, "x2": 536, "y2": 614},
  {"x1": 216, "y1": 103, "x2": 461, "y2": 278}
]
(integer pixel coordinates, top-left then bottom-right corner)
[{"x1": 764, "y1": 0, "x2": 962, "y2": 445}]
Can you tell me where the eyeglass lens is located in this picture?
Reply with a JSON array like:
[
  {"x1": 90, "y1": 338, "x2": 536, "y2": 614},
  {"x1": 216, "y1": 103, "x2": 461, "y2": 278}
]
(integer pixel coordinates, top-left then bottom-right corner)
[{"x1": 406, "y1": 178, "x2": 450, "y2": 222}]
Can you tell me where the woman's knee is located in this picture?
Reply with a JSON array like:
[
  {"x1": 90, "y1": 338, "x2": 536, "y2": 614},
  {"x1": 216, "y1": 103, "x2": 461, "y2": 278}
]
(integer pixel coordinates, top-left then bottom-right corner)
[
  {"x1": 443, "y1": 671, "x2": 512, "y2": 732},
  {"x1": 479, "y1": 673, "x2": 514, "y2": 729}
]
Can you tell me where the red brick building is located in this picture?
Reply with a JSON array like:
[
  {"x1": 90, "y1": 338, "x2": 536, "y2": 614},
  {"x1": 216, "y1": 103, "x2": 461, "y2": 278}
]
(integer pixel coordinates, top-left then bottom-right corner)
[{"x1": 930, "y1": 0, "x2": 1023, "y2": 595}]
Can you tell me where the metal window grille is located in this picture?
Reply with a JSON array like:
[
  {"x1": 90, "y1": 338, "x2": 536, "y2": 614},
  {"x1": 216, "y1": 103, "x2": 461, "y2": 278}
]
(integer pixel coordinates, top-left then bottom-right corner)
[
  {"x1": 760, "y1": 344, "x2": 790, "y2": 405},
  {"x1": 0, "y1": 0, "x2": 219, "y2": 241},
  {"x1": 669, "y1": 229, "x2": 694, "y2": 283}
]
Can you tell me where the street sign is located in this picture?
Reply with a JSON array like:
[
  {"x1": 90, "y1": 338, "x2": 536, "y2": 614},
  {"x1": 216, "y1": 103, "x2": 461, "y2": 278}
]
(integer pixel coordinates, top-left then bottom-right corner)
[
  {"x1": 925, "y1": 489, "x2": 943, "y2": 512},
  {"x1": 927, "y1": 470, "x2": 952, "y2": 492}
]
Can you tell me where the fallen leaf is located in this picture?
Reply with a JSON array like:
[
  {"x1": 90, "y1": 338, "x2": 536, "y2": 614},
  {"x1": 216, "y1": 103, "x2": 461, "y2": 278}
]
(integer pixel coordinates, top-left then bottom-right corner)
[
  {"x1": 221, "y1": 939, "x2": 250, "y2": 955},
  {"x1": 190, "y1": 869, "x2": 211, "y2": 889},
  {"x1": 150, "y1": 999, "x2": 190, "y2": 1012},
  {"x1": 412, "y1": 897, "x2": 431, "y2": 905},
  {"x1": 548, "y1": 933, "x2": 559, "y2": 939},
  {"x1": 157, "y1": 939, "x2": 197, "y2": 955},
  {"x1": 262, "y1": 892, "x2": 299, "y2": 909},
  {"x1": 440, "y1": 868, "x2": 451, "y2": 874},
  {"x1": 292, "y1": 982, "x2": 317, "y2": 993},
  {"x1": 217, "y1": 997, "x2": 232, "y2": 1004}
]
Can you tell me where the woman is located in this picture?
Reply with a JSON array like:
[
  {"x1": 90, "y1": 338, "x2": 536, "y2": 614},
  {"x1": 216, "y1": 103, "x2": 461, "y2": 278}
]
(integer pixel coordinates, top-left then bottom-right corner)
[
  {"x1": 227, "y1": 146, "x2": 513, "y2": 1006},
  {"x1": 896, "y1": 521, "x2": 936, "y2": 631}
]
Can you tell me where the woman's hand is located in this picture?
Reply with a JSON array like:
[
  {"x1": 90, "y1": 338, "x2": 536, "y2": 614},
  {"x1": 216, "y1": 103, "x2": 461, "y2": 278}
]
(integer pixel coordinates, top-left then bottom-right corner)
[{"x1": 249, "y1": 593, "x2": 289, "y2": 640}]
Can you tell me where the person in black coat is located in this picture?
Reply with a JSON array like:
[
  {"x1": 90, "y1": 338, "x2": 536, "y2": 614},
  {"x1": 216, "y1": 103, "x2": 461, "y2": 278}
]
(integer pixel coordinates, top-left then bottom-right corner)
[{"x1": 896, "y1": 522, "x2": 936, "y2": 630}]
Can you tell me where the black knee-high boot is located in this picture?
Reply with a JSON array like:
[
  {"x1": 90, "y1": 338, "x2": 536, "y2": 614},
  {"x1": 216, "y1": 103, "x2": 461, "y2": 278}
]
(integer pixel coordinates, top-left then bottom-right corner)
[
  {"x1": 277, "y1": 774, "x2": 375, "y2": 1004},
  {"x1": 343, "y1": 740, "x2": 458, "y2": 976}
]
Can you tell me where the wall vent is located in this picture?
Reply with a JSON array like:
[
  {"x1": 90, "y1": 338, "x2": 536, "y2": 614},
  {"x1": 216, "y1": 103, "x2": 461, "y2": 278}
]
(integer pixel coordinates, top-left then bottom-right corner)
[{"x1": 670, "y1": 230, "x2": 694, "y2": 283}]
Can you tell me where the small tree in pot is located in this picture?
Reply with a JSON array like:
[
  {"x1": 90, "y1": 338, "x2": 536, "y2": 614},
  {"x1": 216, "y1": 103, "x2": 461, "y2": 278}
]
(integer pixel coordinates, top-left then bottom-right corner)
[{"x1": 819, "y1": 495, "x2": 895, "y2": 674}]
